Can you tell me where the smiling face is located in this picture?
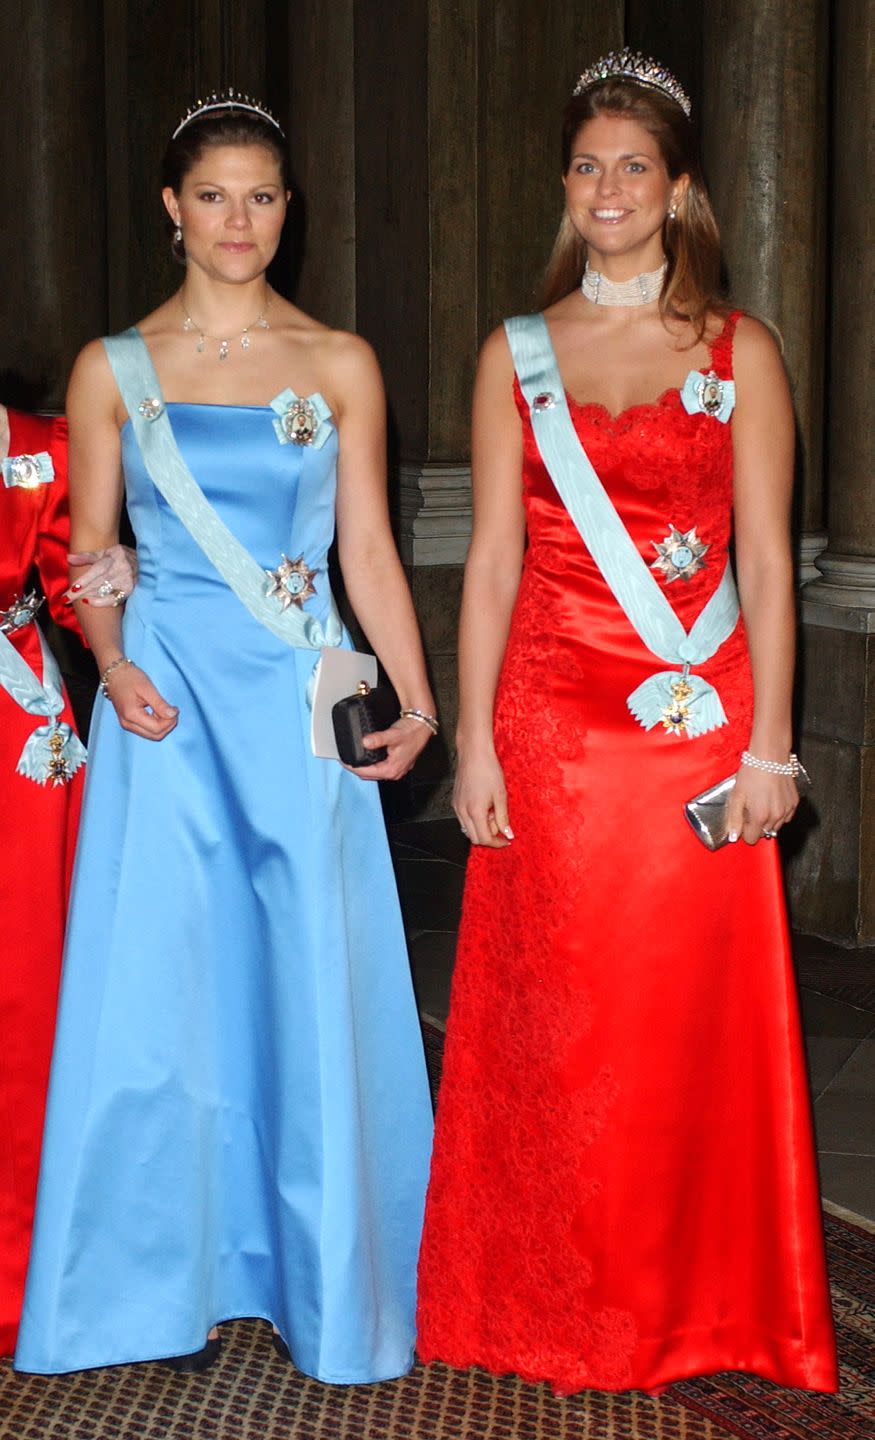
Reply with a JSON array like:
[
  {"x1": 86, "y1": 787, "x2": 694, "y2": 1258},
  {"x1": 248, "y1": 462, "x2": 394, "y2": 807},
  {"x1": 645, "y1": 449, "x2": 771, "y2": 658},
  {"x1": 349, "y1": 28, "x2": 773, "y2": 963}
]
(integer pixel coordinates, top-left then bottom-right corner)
[
  {"x1": 563, "y1": 113, "x2": 688, "y2": 275},
  {"x1": 162, "y1": 143, "x2": 289, "y2": 284}
]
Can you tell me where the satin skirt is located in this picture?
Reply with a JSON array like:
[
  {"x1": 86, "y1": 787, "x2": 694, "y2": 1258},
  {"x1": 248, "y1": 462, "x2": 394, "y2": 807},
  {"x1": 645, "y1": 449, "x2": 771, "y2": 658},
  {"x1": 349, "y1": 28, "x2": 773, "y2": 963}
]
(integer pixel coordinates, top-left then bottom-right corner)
[
  {"x1": 416, "y1": 557, "x2": 838, "y2": 1394},
  {"x1": 15, "y1": 605, "x2": 433, "y2": 1380}
]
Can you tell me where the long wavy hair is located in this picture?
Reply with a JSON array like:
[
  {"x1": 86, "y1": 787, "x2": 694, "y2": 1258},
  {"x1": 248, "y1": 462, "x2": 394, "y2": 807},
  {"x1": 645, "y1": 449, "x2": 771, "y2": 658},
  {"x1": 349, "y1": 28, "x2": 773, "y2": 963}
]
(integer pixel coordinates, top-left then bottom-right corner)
[{"x1": 540, "y1": 80, "x2": 728, "y2": 339}]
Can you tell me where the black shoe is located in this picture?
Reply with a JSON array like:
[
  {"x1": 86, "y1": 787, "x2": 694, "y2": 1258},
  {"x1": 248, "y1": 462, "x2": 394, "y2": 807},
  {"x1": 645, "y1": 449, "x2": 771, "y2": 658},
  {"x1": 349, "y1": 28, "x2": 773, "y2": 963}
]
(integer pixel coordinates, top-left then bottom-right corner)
[
  {"x1": 271, "y1": 1331, "x2": 292, "y2": 1363},
  {"x1": 163, "y1": 1336, "x2": 221, "y2": 1374}
]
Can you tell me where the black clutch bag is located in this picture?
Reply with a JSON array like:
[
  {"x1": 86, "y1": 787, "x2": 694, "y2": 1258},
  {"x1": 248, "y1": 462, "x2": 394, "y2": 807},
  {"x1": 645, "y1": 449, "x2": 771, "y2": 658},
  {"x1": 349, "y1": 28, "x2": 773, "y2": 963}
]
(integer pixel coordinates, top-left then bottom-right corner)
[{"x1": 332, "y1": 682, "x2": 399, "y2": 767}]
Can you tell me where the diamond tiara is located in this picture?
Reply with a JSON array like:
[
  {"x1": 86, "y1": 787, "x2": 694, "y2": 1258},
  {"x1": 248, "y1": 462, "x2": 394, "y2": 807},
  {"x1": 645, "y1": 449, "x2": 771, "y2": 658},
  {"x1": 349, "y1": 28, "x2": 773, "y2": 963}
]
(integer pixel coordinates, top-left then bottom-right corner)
[
  {"x1": 573, "y1": 48, "x2": 692, "y2": 118},
  {"x1": 171, "y1": 87, "x2": 285, "y2": 141}
]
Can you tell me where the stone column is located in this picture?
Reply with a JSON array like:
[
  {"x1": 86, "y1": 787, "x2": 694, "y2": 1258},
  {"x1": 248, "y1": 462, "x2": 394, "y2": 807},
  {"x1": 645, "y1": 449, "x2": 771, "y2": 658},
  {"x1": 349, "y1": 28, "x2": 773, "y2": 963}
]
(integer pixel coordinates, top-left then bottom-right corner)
[
  {"x1": 0, "y1": 0, "x2": 107, "y2": 409},
  {"x1": 787, "y1": 0, "x2": 875, "y2": 945},
  {"x1": 701, "y1": 0, "x2": 829, "y2": 582},
  {"x1": 351, "y1": 0, "x2": 622, "y2": 816}
]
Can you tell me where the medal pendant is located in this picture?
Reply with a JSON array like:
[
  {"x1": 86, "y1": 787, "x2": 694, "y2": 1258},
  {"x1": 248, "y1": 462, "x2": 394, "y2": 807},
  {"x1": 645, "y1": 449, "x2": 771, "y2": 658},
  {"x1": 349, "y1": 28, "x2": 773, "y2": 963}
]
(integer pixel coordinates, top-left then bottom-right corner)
[
  {"x1": 659, "y1": 675, "x2": 695, "y2": 736},
  {"x1": 46, "y1": 728, "x2": 72, "y2": 786}
]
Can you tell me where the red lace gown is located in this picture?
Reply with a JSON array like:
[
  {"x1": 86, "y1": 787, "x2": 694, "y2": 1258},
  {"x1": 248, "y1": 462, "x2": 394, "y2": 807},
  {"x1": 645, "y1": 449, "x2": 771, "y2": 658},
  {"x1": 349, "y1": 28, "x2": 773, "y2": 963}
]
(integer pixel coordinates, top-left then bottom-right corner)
[
  {"x1": 416, "y1": 313, "x2": 838, "y2": 1394},
  {"x1": 0, "y1": 410, "x2": 83, "y2": 1353}
]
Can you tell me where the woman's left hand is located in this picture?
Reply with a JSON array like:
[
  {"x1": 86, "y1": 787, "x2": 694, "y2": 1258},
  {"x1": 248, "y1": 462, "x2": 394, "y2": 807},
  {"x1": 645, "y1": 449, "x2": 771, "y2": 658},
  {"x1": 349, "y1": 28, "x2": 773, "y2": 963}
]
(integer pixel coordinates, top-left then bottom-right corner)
[
  {"x1": 725, "y1": 765, "x2": 799, "y2": 846},
  {"x1": 65, "y1": 545, "x2": 138, "y2": 606},
  {"x1": 346, "y1": 716, "x2": 434, "y2": 782}
]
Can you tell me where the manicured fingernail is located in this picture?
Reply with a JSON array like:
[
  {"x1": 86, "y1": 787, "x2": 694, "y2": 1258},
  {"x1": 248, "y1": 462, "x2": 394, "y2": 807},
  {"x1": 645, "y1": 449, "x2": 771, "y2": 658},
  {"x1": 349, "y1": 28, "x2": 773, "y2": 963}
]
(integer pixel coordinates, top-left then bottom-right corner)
[
  {"x1": 503, "y1": 826, "x2": 515, "y2": 840},
  {"x1": 70, "y1": 582, "x2": 82, "y2": 592},
  {"x1": 728, "y1": 831, "x2": 738, "y2": 843},
  {"x1": 81, "y1": 597, "x2": 90, "y2": 605}
]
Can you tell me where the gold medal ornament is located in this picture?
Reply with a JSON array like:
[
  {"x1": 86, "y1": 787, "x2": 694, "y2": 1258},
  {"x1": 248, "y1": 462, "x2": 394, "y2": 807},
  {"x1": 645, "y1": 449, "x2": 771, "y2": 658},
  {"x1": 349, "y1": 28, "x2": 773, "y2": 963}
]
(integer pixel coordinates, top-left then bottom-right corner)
[{"x1": 659, "y1": 673, "x2": 696, "y2": 736}]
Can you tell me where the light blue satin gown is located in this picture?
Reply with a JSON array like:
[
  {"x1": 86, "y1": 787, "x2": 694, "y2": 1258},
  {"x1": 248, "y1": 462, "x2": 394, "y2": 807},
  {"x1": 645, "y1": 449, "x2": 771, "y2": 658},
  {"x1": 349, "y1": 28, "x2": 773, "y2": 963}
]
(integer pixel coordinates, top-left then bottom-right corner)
[{"x1": 15, "y1": 363, "x2": 434, "y2": 1379}]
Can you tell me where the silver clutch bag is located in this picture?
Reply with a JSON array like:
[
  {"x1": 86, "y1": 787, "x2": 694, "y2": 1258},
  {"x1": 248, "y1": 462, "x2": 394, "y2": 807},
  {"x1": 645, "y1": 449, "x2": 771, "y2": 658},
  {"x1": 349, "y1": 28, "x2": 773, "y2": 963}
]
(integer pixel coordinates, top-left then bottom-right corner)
[{"x1": 684, "y1": 763, "x2": 812, "y2": 851}]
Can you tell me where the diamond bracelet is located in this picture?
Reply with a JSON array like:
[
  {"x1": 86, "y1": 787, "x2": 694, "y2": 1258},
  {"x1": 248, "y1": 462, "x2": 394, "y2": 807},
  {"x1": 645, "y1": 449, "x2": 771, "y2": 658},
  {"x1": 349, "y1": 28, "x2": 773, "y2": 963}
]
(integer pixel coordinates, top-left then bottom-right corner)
[
  {"x1": 400, "y1": 708, "x2": 440, "y2": 737},
  {"x1": 100, "y1": 655, "x2": 134, "y2": 696},
  {"x1": 740, "y1": 750, "x2": 800, "y2": 777}
]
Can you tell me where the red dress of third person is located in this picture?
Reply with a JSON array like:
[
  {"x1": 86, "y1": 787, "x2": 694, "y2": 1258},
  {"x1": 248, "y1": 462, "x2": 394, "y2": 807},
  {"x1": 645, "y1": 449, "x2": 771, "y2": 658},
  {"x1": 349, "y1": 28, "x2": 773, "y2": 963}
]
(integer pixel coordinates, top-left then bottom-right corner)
[{"x1": 0, "y1": 409, "x2": 84, "y2": 1353}]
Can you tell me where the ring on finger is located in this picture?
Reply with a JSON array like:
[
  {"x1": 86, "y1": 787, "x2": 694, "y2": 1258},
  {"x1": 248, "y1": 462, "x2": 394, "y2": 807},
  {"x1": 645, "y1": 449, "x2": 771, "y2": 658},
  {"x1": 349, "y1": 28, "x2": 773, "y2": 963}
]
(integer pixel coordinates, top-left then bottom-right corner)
[
  {"x1": 112, "y1": 589, "x2": 128, "y2": 607},
  {"x1": 763, "y1": 829, "x2": 778, "y2": 839},
  {"x1": 97, "y1": 580, "x2": 114, "y2": 597},
  {"x1": 459, "y1": 824, "x2": 469, "y2": 837}
]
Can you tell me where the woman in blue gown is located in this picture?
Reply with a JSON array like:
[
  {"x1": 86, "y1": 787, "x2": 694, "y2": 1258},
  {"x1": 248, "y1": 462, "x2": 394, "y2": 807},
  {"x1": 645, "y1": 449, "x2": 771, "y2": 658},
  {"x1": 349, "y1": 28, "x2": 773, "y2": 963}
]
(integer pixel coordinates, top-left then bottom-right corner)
[{"x1": 15, "y1": 93, "x2": 436, "y2": 1381}]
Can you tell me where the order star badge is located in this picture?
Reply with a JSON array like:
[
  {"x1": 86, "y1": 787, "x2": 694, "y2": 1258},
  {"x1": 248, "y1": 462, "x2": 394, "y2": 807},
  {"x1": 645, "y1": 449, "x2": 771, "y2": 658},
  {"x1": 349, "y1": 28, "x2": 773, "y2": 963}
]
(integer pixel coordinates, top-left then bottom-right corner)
[
  {"x1": 651, "y1": 524, "x2": 709, "y2": 583},
  {"x1": 265, "y1": 554, "x2": 318, "y2": 609}
]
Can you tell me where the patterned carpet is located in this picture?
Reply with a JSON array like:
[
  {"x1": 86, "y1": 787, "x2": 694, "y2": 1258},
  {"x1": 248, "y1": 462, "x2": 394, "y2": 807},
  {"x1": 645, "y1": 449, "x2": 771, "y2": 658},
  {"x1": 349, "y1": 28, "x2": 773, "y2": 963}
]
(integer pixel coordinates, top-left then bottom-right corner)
[{"x1": 1, "y1": 1023, "x2": 871, "y2": 1440}]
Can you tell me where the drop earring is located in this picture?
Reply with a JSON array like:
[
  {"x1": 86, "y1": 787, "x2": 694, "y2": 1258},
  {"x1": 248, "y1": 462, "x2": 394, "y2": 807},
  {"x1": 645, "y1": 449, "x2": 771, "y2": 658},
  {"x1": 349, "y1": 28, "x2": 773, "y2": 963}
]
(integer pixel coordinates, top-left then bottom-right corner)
[
  {"x1": 173, "y1": 226, "x2": 183, "y2": 244},
  {"x1": 667, "y1": 204, "x2": 678, "y2": 221}
]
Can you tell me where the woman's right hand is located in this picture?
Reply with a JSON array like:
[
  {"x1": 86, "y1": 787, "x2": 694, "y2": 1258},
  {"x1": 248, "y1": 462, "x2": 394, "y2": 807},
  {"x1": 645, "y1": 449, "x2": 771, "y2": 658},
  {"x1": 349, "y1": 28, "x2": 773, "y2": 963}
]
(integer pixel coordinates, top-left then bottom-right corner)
[
  {"x1": 453, "y1": 746, "x2": 514, "y2": 848},
  {"x1": 103, "y1": 663, "x2": 179, "y2": 741}
]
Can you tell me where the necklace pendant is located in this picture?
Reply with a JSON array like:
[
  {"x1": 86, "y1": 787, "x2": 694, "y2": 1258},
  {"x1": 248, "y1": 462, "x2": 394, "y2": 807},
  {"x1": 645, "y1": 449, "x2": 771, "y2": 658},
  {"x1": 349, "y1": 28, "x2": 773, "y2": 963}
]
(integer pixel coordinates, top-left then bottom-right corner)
[
  {"x1": 196, "y1": 336, "x2": 205, "y2": 354},
  {"x1": 182, "y1": 315, "x2": 197, "y2": 332},
  {"x1": 240, "y1": 333, "x2": 251, "y2": 351},
  {"x1": 218, "y1": 339, "x2": 230, "y2": 361},
  {"x1": 255, "y1": 316, "x2": 270, "y2": 330}
]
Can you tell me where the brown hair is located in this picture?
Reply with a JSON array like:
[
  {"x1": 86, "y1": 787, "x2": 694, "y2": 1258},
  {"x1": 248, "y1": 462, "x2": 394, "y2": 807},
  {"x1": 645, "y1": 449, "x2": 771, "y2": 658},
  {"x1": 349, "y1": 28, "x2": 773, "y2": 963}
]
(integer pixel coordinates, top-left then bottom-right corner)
[{"x1": 540, "y1": 80, "x2": 727, "y2": 339}]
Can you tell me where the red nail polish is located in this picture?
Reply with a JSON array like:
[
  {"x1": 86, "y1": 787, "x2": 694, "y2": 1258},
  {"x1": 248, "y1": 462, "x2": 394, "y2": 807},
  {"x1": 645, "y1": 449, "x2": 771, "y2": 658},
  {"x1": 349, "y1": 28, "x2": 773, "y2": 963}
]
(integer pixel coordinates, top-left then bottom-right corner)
[
  {"x1": 81, "y1": 597, "x2": 90, "y2": 605},
  {"x1": 71, "y1": 582, "x2": 82, "y2": 592}
]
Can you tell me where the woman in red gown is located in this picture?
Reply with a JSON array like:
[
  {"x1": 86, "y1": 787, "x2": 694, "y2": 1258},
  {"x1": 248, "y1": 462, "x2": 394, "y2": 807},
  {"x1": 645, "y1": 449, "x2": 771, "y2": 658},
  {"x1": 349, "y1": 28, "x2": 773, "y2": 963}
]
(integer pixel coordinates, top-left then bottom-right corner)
[
  {"x1": 416, "y1": 53, "x2": 838, "y2": 1394},
  {"x1": 0, "y1": 405, "x2": 132, "y2": 1353}
]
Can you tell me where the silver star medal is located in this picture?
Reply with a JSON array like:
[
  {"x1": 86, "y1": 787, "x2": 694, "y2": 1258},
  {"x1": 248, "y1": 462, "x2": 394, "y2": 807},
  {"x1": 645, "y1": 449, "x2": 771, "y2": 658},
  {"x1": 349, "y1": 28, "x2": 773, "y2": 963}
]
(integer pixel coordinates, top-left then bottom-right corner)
[
  {"x1": 651, "y1": 525, "x2": 709, "y2": 583},
  {"x1": 0, "y1": 589, "x2": 43, "y2": 634},
  {"x1": 265, "y1": 554, "x2": 318, "y2": 610}
]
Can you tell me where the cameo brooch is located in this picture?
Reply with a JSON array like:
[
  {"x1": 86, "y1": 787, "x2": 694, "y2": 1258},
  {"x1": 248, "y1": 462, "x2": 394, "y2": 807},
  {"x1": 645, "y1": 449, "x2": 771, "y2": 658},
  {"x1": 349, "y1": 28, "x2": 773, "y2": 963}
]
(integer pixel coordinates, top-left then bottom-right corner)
[
  {"x1": 270, "y1": 389, "x2": 334, "y2": 449},
  {"x1": 680, "y1": 369, "x2": 735, "y2": 424}
]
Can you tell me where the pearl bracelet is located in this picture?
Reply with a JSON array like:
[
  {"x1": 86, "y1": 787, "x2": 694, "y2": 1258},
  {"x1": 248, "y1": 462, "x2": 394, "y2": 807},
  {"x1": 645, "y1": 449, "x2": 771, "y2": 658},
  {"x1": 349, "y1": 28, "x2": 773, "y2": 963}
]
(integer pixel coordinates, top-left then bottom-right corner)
[
  {"x1": 100, "y1": 655, "x2": 134, "y2": 696},
  {"x1": 400, "y1": 708, "x2": 440, "y2": 737},
  {"x1": 740, "y1": 750, "x2": 800, "y2": 777}
]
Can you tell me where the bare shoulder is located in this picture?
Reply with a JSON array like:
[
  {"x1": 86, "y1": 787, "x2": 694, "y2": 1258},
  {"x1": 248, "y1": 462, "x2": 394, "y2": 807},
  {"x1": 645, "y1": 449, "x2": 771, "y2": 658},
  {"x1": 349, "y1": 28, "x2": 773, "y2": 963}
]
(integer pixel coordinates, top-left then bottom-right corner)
[
  {"x1": 478, "y1": 322, "x2": 514, "y2": 378},
  {"x1": 67, "y1": 338, "x2": 119, "y2": 416},
  {"x1": 732, "y1": 313, "x2": 786, "y2": 383}
]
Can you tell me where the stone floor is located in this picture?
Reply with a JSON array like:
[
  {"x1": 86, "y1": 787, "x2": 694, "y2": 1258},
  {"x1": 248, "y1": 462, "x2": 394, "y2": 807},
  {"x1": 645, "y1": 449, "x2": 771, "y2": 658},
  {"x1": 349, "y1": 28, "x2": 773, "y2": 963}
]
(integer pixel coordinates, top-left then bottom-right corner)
[{"x1": 390, "y1": 817, "x2": 875, "y2": 1226}]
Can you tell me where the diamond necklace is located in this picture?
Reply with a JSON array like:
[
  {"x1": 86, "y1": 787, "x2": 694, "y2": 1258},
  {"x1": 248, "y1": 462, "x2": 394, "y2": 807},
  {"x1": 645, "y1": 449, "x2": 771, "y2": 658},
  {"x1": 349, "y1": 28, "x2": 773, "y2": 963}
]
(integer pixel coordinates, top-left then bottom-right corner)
[
  {"x1": 180, "y1": 294, "x2": 271, "y2": 360},
  {"x1": 581, "y1": 260, "x2": 667, "y2": 307}
]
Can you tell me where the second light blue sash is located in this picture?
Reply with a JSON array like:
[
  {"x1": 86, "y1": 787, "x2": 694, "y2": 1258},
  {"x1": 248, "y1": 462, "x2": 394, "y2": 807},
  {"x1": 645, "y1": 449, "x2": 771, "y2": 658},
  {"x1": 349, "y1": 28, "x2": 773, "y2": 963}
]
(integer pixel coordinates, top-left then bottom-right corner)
[
  {"x1": 0, "y1": 625, "x2": 86, "y2": 784},
  {"x1": 102, "y1": 329, "x2": 343, "y2": 653},
  {"x1": 504, "y1": 313, "x2": 740, "y2": 738}
]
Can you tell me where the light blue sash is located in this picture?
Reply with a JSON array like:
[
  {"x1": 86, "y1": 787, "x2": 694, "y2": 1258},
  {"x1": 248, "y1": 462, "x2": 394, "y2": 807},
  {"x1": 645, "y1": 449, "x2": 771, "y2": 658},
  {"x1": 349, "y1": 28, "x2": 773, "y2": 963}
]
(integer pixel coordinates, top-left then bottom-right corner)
[
  {"x1": 0, "y1": 625, "x2": 86, "y2": 784},
  {"x1": 505, "y1": 313, "x2": 740, "y2": 737},
  {"x1": 102, "y1": 329, "x2": 343, "y2": 653}
]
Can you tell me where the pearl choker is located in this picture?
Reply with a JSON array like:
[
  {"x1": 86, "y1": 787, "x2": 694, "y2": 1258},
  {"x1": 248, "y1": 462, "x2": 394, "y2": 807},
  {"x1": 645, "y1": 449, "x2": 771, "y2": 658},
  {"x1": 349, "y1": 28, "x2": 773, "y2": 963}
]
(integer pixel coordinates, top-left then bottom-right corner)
[{"x1": 581, "y1": 260, "x2": 667, "y2": 307}]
